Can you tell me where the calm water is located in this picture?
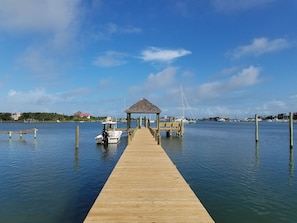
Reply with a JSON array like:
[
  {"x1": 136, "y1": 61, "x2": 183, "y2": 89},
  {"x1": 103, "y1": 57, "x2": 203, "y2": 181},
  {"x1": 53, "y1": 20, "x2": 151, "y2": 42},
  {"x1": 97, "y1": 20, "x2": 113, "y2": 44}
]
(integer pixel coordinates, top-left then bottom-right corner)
[{"x1": 0, "y1": 121, "x2": 296, "y2": 223}]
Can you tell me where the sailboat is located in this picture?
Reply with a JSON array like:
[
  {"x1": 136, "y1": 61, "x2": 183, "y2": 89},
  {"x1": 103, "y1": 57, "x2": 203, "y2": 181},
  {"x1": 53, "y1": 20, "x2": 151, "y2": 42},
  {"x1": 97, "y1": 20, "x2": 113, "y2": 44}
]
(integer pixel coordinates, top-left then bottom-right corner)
[{"x1": 175, "y1": 86, "x2": 196, "y2": 124}]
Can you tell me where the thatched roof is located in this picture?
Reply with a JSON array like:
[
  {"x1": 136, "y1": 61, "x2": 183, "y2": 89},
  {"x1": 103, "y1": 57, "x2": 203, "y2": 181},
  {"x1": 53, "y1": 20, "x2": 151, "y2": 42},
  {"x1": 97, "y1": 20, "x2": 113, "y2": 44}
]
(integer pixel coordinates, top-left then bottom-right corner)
[{"x1": 125, "y1": 98, "x2": 161, "y2": 114}]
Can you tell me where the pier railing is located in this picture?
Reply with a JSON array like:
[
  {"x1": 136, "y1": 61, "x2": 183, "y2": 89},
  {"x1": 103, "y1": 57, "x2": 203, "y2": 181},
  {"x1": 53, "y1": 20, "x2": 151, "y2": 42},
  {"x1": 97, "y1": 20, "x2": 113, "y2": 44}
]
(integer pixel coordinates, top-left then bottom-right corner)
[
  {"x1": 155, "y1": 121, "x2": 183, "y2": 136},
  {"x1": 127, "y1": 127, "x2": 138, "y2": 144}
]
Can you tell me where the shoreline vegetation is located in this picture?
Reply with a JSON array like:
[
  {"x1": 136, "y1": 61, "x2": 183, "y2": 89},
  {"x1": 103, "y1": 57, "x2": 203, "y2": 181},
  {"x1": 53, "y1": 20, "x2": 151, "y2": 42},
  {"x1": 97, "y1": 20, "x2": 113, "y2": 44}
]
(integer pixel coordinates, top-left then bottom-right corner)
[
  {"x1": 0, "y1": 112, "x2": 104, "y2": 123},
  {"x1": 1, "y1": 112, "x2": 297, "y2": 123}
]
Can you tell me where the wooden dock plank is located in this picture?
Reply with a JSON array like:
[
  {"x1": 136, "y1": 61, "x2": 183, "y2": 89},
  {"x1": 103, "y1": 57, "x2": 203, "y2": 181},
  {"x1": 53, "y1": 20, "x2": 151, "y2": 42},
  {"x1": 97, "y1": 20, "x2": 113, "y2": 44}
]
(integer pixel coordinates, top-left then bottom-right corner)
[{"x1": 84, "y1": 128, "x2": 214, "y2": 223}]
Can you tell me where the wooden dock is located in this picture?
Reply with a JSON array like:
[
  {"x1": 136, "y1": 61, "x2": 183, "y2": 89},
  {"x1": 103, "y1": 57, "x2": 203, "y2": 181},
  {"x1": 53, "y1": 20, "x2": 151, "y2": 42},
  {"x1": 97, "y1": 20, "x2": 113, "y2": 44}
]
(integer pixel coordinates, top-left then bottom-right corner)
[{"x1": 84, "y1": 127, "x2": 214, "y2": 222}]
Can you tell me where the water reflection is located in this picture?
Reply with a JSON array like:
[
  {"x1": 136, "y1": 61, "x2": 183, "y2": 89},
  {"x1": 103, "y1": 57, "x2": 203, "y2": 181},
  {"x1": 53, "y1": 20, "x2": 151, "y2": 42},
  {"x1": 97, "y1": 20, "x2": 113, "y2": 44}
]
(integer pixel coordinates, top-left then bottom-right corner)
[
  {"x1": 74, "y1": 148, "x2": 79, "y2": 170},
  {"x1": 255, "y1": 142, "x2": 259, "y2": 167},
  {"x1": 289, "y1": 148, "x2": 294, "y2": 185},
  {"x1": 97, "y1": 143, "x2": 119, "y2": 161},
  {"x1": 160, "y1": 136, "x2": 184, "y2": 154},
  {"x1": 3, "y1": 138, "x2": 37, "y2": 149}
]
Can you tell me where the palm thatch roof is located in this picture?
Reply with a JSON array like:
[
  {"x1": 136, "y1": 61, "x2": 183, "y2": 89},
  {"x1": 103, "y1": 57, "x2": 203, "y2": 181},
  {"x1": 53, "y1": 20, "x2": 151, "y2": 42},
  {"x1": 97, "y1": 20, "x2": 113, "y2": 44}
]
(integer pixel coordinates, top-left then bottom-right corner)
[{"x1": 125, "y1": 98, "x2": 161, "y2": 114}]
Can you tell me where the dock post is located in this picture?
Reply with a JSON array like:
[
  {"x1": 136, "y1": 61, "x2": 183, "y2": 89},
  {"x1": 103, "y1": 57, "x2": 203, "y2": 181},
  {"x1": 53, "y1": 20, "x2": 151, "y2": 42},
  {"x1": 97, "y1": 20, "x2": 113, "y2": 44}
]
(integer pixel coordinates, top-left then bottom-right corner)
[
  {"x1": 166, "y1": 131, "x2": 171, "y2": 137},
  {"x1": 158, "y1": 133, "x2": 161, "y2": 145},
  {"x1": 128, "y1": 131, "x2": 131, "y2": 145},
  {"x1": 20, "y1": 131, "x2": 22, "y2": 140},
  {"x1": 9, "y1": 131, "x2": 12, "y2": 139},
  {"x1": 180, "y1": 120, "x2": 184, "y2": 136},
  {"x1": 34, "y1": 128, "x2": 37, "y2": 139},
  {"x1": 290, "y1": 112, "x2": 293, "y2": 148},
  {"x1": 75, "y1": 126, "x2": 79, "y2": 149},
  {"x1": 255, "y1": 114, "x2": 259, "y2": 143}
]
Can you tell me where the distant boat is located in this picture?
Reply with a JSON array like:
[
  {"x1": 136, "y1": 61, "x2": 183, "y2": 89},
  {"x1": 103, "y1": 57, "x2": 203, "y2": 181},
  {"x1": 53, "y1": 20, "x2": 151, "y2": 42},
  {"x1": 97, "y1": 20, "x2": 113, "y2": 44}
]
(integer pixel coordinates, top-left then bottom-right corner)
[
  {"x1": 175, "y1": 86, "x2": 196, "y2": 124},
  {"x1": 188, "y1": 119, "x2": 196, "y2": 124},
  {"x1": 149, "y1": 114, "x2": 155, "y2": 123},
  {"x1": 174, "y1": 116, "x2": 190, "y2": 124},
  {"x1": 118, "y1": 118, "x2": 127, "y2": 123}
]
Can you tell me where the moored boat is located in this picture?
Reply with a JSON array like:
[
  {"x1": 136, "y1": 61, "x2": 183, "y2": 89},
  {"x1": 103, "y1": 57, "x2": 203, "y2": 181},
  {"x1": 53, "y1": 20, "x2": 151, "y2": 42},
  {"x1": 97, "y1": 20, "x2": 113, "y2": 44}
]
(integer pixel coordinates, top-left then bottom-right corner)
[{"x1": 95, "y1": 120, "x2": 122, "y2": 145}]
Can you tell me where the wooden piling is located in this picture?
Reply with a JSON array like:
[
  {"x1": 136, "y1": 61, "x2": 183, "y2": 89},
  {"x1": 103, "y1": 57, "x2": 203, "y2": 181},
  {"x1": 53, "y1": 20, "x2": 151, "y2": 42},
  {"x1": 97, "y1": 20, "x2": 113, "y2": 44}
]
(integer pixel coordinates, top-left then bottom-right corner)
[
  {"x1": 75, "y1": 126, "x2": 79, "y2": 149},
  {"x1": 157, "y1": 131, "x2": 161, "y2": 145},
  {"x1": 166, "y1": 131, "x2": 171, "y2": 137},
  {"x1": 127, "y1": 133, "x2": 130, "y2": 145},
  {"x1": 128, "y1": 131, "x2": 131, "y2": 145},
  {"x1": 180, "y1": 120, "x2": 183, "y2": 136},
  {"x1": 255, "y1": 114, "x2": 259, "y2": 143},
  {"x1": 289, "y1": 112, "x2": 293, "y2": 148}
]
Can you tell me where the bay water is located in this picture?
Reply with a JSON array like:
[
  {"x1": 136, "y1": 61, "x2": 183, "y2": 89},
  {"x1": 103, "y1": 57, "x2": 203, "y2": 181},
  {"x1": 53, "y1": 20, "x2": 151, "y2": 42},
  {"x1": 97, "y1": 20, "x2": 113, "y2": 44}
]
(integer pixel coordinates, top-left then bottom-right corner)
[{"x1": 0, "y1": 121, "x2": 296, "y2": 223}]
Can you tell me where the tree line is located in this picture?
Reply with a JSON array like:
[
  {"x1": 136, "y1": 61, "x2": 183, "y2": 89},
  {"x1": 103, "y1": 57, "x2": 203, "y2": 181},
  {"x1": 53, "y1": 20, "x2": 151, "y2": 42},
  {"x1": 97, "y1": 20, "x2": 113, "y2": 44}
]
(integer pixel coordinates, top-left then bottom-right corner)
[{"x1": 0, "y1": 112, "x2": 106, "y2": 122}]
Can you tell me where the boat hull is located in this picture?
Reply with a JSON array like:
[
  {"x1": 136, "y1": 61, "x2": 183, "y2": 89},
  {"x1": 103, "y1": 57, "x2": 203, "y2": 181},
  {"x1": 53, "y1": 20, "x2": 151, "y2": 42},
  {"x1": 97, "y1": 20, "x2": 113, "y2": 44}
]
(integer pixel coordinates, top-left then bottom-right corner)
[{"x1": 95, "y1": 130, "x2": 122, "y2": 144}]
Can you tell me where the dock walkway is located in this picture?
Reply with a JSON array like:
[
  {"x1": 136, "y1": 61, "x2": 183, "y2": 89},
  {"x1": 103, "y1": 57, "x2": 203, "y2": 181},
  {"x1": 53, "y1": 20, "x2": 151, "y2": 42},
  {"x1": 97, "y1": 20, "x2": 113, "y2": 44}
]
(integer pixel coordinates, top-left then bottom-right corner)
[{"x1": 84, "y1": 127, "x2": 214, "y2": 222}]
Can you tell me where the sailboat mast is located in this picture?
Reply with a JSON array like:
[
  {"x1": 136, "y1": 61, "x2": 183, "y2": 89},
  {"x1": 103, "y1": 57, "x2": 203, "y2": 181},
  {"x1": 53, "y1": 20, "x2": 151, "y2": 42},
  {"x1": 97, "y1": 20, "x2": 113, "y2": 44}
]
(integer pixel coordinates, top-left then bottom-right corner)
[{"x1": 181, "y1": 85, "x2": 185, "y2": 118}]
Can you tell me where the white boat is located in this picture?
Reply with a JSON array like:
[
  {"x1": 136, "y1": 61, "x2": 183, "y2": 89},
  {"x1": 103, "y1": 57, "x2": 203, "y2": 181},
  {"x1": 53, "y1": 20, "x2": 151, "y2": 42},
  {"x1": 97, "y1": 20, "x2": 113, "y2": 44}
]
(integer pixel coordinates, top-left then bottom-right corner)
[
  {"x1": 149, "y1": 114, "x2": 155, "y2": 123},
  {"x1": 95, "y1": 120, "x2": 122, "y2": 144},
  {"x1": 174, "y1": 116, "x2": 190, "y2": 124}
]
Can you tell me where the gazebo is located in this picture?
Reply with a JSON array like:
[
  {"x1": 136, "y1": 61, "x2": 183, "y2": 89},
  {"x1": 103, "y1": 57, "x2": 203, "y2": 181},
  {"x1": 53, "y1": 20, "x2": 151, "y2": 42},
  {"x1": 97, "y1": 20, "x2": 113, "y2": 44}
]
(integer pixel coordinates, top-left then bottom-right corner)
[{"x1": 125, "y1": 98, "x2": 161, "y2": 140}]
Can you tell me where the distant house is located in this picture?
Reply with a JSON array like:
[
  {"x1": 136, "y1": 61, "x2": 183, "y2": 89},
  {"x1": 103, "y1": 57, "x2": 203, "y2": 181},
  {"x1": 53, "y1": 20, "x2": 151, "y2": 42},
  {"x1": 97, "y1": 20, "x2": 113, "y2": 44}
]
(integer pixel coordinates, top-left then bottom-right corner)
[
  {"x1": 277, "y1": 113, "x2": 288, "y2": 120},
  {"x1": 79, "y1": 113, "x2": 91, "y2": 119},
  {"x1": 11, "y1": 112, "x2": 21, "y2": 121}
]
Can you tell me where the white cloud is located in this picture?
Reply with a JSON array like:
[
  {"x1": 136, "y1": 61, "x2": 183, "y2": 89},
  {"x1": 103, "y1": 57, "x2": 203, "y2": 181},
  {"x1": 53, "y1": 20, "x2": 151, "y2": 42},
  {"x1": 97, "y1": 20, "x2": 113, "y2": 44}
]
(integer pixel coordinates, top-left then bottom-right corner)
[
  {"x1": 93, "y1": 51, "x2": 128, "y2": 67},
  {"x1": 256, "y1": 100, "x2": 287, "y2": 115},
  {"x1": 197, "y1": 81, "x2": 223, "y2": 98},
  {"x1": 197, "y1": 106, "x2": 251, "y2": 118},
  {"x1": 140, "y1": 47, "x2": 192, "y2": 62},
  {"x1": 106, "y1": 23, "x2": 142, "y2": 35},
  {"x1": 0, "y1": 0, "x2": 81, "y2": 34},
  {"x1": 8, "y1": 89, "x2": 17, "y2": 96},
  {"x1": 146, "y1": 67, "x2": 177, "y2": 89},
  {"x1": 5, "y1": 88, "x2": 57, "y2": 109},
  {"x1": 90, "y1": 23, "x2": 142, "y2": 41},
  {"x1": 3, "y1": 88, "x2": 89, "y2": 112},
  {"x1": 212, "y1": 0, "x2": 276, "y2": 12},
  {"x1": 197, "y1": 66, "x2": 261, "y2": 98},
  {"x1": 290, "y1": 94, "x2": 297, "y2": 99},
  {"x1": 127, "y1": 66, "x2": 261, "y2": 118},
  {"x1": 128, "y1": 66, "x2": 178, "y2": 99},
  {"x1": 229, "y1": 66, "x2": 260, "y2": 87},
  {"x1": 17, "y1": 47, "x2": 58, "y2": 78},
  {"x1": 0, "y1": 0, "x2": 84, "y2": 77},
  {"x1": 213, "y1": 66, "x2": 239, "y2": 78},
  {"x1": 229, "y1": 37, "x2": 291, "y2": 59}
]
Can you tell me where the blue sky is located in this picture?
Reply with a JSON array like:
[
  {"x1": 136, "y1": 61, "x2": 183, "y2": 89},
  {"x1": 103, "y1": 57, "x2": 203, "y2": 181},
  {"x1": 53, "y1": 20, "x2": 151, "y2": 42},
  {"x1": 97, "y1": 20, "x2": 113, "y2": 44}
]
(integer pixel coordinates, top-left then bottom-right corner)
[{"x1": 0, "y1": 0, "x2": 296, "y2": 118}]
